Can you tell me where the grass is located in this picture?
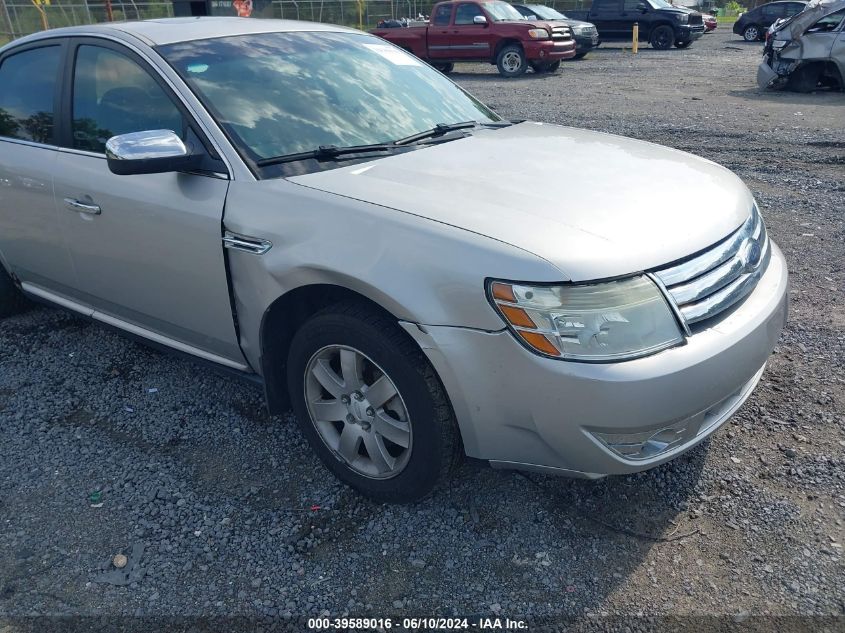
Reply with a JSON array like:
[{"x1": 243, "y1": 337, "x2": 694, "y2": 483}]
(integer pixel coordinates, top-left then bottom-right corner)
[{"x1": 716, "y1": 16, "x2": 738, "y2": 24}]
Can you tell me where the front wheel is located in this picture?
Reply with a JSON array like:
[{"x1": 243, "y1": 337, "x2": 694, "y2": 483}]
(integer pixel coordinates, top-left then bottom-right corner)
[
  {"x1": 0, "y1": 265, "x2": 28, "y2": 318},
  {"x1": 432, "y1": 62, "x2": 454, "y2": 74},
  {"x1": 572, "y1": 51, "x2": 588, "y2": 60},
  {"x1": 529, "y1": 60, "x2": 560, "y2": 73},
  {"x1": 496, "y1": 44, "x2": 527, "y2": 77},
  {"x1": 787, "y1": 63, "x2": 822, "y2": 93},
  {"x1": 743, "y1": 24, "x2": 760, "y2": 41},
  {"x1": 650, "y1": 25, "x2": 675, "y2": 50},
  {"x1": 286, "y1": 302, "x2": 462, "y2": 503}
]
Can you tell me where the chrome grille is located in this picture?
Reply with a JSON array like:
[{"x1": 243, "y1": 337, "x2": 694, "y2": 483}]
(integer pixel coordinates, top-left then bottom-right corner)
[
  {"x1": 689, "y1": 13, "x2": 703, "y2": 25},
  {"x1": 551, "y1": 26, "x2": 573, "y2": 40},
  {"x1": 653, "y1": 206, "x2": 770, "y2": 326}
]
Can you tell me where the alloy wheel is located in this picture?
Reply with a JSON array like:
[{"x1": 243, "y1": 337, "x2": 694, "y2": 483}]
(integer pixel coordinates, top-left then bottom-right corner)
[{"x1": 304, "y1": 345, "x2": 412, "y2": 479}]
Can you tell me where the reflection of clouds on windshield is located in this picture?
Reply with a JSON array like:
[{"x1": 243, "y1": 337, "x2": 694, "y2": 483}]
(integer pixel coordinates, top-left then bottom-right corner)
[{"x1": 160, "y1": 32, "x2": 495, "y2": 160}]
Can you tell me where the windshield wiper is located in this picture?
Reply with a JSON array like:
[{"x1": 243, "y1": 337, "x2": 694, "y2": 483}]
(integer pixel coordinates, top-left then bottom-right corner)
[
  {"x1": 257, "y1": 119, "x2": 520, "y2": 167},
  {"x1": 256, "y1": 143, "x2": 400, "y2": 167},
  {"x1": 394, "y1": 121, "x2": 480, "y2": 145},
  {"x1": 394, "y1": 120, "x2": 519, "y2": 145}
]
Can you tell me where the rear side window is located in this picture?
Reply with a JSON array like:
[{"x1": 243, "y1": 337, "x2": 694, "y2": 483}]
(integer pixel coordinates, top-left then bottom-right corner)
[
  {"x1": 433, "y1": 4, "x2": 453, "y2": 24},
  {"x1": 592, "y1": 0, "x2": 620, "y2": 15},
  {"x1": 785, "y1": 2, "x2": 804, "y2": 15},
  {"x1": 0, "y1": 46, "x2": 61, "y2": 144},
  {"x1": 762, "y1": 4, "x2": 785, "y2": 18}
]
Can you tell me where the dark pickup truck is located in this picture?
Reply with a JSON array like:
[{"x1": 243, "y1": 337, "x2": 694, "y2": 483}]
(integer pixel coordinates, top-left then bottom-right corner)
[
  {"x1": 370, "y1": 0, "x2": 576, "y2": 76},
  {"x1": 567, "y1": 0, "x2": 705, "y2": 49}
]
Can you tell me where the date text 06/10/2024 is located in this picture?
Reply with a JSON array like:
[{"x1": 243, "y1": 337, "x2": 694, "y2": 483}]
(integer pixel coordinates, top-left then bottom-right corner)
[{"x1": 307, "y1": 617, "x2": 529, "y2": 630}]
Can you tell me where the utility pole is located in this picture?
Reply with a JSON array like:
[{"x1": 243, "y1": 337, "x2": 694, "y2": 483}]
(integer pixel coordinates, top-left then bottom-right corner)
[{"x1": 31, "y1": 0, "x2": 49, "y2": 31}]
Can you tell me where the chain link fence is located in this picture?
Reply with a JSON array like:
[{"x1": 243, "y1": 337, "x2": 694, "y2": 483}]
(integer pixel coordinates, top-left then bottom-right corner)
[{"x1": 0, "y1": 0, "x2": 592, "y2": 45}]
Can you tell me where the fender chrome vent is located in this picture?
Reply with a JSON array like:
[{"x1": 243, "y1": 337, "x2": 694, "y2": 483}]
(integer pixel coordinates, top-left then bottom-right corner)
[{"x1": 222, "y1": 231, "x2": 272, "y2": 255}]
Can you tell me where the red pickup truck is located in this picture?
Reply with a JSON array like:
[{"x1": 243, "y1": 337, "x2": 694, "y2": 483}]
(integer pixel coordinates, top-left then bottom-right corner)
[{"x1": 370, "y1": 0, "x2": 577, "y2": 77}]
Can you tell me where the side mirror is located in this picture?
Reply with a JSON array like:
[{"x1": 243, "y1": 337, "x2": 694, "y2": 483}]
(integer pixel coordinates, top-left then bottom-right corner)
[
  {"x1": 105, "y1": 129, "x2": 200, "y2": 176},
  {"x1": 473, "y1": 15, "x2": 488, "y2": 24},
  {"x1": 637, "y1": 2, "x2": 649, "y2": 11}
]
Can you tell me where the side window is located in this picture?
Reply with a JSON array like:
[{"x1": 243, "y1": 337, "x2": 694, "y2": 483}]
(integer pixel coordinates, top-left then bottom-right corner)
[
  {"x1": 455, "y1": 3, "x2": 484, "y2": 24},
  {"x1": 71, "y1": 45, "x2": 184, "y2": 154},
  {"x1": 623, "y1": 0, "x2": 643, "y2": 11},
  {"x1": 592, "y1": 0, "x2": 621, "y2": 15},
  {"x1": 785, "y1": 2, "x2": 804, "y2": 16},
  {"x1": 433, "y1": 4, "x2": 453, "y2": 25},
  {"x1": 808, "y1": 8, "x2": 845, "y2": 31},
  {"x1": 762, "y1": 4, "x2": 784, "y2": 19},
  {"x1": 515, "y1": 6, "x2": 534, "y2": 17},
  {"x1": 0, "y1": 46, "x2": 61, "y2": 144}
]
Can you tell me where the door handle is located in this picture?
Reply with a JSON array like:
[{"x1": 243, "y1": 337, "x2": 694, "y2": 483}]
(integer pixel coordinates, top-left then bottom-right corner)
[{"x1": 64, "y1": 198, "x2": 101, "y2": 215}]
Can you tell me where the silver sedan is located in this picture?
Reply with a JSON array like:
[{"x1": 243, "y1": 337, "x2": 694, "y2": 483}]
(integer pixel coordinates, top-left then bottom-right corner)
[{"x1": 0, "y1": 18, "x2": 787, "y2": 502}]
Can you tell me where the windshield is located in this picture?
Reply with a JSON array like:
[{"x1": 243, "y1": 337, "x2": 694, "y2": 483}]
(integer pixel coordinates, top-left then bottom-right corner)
[
  {"x1": 485, "y1": 1, "x2": 528, "y2": 20},
  {"x1": 158, "y1": 32, "x2": 498, "y2": 175},
  {"x1": 648, "y1": 0, "x2": 674, "y2": 8},
  {"x1": 525, "y1": 4, "x2": 567, "y2": 19}
]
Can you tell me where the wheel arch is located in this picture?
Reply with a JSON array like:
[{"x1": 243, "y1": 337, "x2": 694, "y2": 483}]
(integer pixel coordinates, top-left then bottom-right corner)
[
  {"x1": 647, "y1": 20, "x2": 674, "y2": 36},
  {"x1": 492, "y1": 38, "x2": 523, "y2": 62},
  {"x1": 259, "y1": 283, "x2": 409, "y2": 414}
]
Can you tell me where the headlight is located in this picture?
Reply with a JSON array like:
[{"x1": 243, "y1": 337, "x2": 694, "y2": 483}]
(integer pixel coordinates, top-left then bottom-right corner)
[
  {"x1": 527, "y1": 28, "x2": 550, "y2": 39},
  {"x1": 676, "y1": 13, "x2": 689, "y2": 23},
  {"x1": 488, "y1": 276, "x2": 684, "y2": 362},
  {"x1": 570, "y1": 25, "x2": 584, "y2": 34},
  {"x1": 772, "y1": 40, "x2": 789, "y2": 49}
]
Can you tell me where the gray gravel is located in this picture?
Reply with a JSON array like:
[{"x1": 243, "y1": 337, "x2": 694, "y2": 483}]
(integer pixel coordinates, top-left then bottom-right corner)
[{"x1": 1, "y1": 28, "x2": 844, "y2": 626}]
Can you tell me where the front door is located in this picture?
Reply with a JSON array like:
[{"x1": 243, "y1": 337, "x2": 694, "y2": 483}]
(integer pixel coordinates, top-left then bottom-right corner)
[
  {"x1": 427, "y1": 3, "x2": 456, "y2": 59},
  {"x1": 51, "y1": 39, "x2": 245, "y2": 365},
  {"x1": 449, "y1": 3, "x2": 495, "y2": 59}
]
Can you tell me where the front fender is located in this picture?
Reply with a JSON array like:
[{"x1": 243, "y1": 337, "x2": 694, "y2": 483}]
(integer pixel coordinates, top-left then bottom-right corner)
[{"x1": 222, "y1": 178, "x2": 563, "y2": 373}]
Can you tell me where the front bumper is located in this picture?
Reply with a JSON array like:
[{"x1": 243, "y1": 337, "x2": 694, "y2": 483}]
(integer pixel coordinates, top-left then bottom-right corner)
[
  {"x1": 757, "y1": 57, "x2": 781, "y2": 88},
  {"x1": 403, "y1": 241, "x2": 788, "y2": 478},
  {"x1": 678, "y1": 24, "x2": 706, "y2": 42},
  {"x1": 525, "y1": 39, "x2": 577, "y2": 61},
  {"x1": 573, "y1": 32, "x2": 601, "y2": 53}
]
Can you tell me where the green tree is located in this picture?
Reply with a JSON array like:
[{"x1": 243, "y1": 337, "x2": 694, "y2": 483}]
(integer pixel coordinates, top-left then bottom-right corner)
[{"x1": 0, "y1": 109, "x2": 20, "y2": 138}]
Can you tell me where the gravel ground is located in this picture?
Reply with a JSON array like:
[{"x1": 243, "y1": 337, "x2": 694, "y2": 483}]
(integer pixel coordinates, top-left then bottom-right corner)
[{"x1": 1, "y1": 28, "x2": 844, "y2": 630}]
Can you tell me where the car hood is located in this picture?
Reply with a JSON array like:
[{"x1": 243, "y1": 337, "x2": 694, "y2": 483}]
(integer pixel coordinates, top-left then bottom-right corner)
[
  {"x1": 289, "y1": 123, "x2": 752, "y2": 282},
  {"x1": 552, "y1": 17, "x2": 596, "y2": 27}
]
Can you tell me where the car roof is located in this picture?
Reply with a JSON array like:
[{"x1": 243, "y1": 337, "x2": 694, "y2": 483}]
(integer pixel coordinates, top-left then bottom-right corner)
[{"x1": 6, "y1": 17, "x2": 354, "y2": 48}]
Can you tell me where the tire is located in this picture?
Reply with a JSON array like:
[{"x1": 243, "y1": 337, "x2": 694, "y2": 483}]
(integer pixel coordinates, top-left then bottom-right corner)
[
  {"x1": 787, "y1": 63, "x2": 822, "y2": 93},
  {"x1": 0, "y1": 265, "x2": 27, "y2": 318},
  {"x1": 433, "y1": 62, "x2": 454, "y2": 74},
  {"x1": 675, "y1": 40, "x2": 692, "y2": 48},
  {"x1": 742, "y1": 24, "x2": 760, "y2": 41},
  {"x1": 650, "y1": 25, "x2": 675, "y2": 50},
  {"x1": 572, "y1": 52, "x2": 588, "y2": 60},
  {"x1": 496, "y1": 44, "x2": 527, "y2": 77},
  {"x1": 529, "y1": 60, "x2": 559, "y2": 73},
  {"x1": 286, "y1": 302, "x2": 462, "y2": 503}
]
